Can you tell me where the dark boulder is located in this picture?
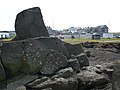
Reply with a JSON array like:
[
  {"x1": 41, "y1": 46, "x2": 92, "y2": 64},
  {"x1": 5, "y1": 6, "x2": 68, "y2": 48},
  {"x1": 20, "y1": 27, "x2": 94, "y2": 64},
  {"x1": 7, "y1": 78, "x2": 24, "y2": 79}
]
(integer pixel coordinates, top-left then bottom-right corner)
[
  {"x1": 51, "y1": 67, "x2": 74, "y2": 79},
  {"x1": 0, "y1": 60, "x2": 6, "y2": 81},
  {"x1": 23, "y1": 39, "x2": 47, "y2": 73},
  {"x1": 23, "y1": 39, "x2": 68, "y2": 75},
  {"x1": 68, "y1": 59, "x2": 81, "y2": 73},
  {"x1": 14, "y1": 7, "x2": 49, "y2": 40},
  {"x1": 40, "y1": 49, "x2": 69, "y2": 75},
  {"x1": 35, "y1": 37, "x2": 70, "y2": 58},
  {"x1": 77, "y1": 66, "x2": 109, "y2": 89},
  {"x1": 64, "y1": 42, "x2": 84, "y2": 56},
  {"x1": 7, "y1": 74, "x2": 38, "y2": 90},
  {"x1": 76, "y1": 53, "x2": 89, "y2": 68},
  {"x1": 1, "y1": 41, "x2": 24, "y2": 76},
  {"x1": 112, "y1": 61, "x2": 120, "y2": 90},
  {"x1": 27, "y1": 77, "x2": 78, "y2": 90},
  {"x1": 84, "y1": 50, "x2": 91, "y2": 57}
]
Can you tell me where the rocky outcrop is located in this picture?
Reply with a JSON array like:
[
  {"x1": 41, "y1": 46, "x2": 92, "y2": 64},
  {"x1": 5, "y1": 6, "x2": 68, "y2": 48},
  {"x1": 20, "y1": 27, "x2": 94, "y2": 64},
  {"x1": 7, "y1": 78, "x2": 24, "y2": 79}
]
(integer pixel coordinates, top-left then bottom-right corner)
[
  {"x1": 67, "y1": 59, "x2": 81, "y2": 73},
  {"x1": 0, "y1": 7, "x2": 112, "y2": 90},
  {"x1": 35, "y1": 37, "x2": 70, "y2": 58},
  {"x1": 112, "y1": 61, "x2": 120, "y2": 90},
  {"x1": 77, "y1": 66, "x2": 109, "y2": 89},
  {"x1": 64, "y1": 42, "x2": 84, "y2": 56},
  {"x1": 76, "y1": 53, "x2": 89, "y2": 68},
  {"x1": 25, "y1": 66, "x2": 110, "y2": 90},
  {"x1": 26, "y1": 77, "x2": 78, "y2": 90},
  {"x1": 0, "y1": 61, "x2": 6, "y2": 81},
  {"x1": 1, "y1": 41, "x2": 24, "y2": 76},
  {"x1": 14, "y1": 7, "x2": 49, "y2": 40},
  {"x1": 0, "y1": 38, "x2": 69, "y2": 76}
]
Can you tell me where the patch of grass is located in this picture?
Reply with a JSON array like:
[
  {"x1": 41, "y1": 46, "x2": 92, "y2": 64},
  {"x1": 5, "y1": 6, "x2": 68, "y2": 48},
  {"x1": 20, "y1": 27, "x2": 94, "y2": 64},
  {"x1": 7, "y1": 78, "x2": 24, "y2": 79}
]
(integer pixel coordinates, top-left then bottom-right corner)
[{"x1": 63, "y1": 38, "x2": 120, "y2": 44}]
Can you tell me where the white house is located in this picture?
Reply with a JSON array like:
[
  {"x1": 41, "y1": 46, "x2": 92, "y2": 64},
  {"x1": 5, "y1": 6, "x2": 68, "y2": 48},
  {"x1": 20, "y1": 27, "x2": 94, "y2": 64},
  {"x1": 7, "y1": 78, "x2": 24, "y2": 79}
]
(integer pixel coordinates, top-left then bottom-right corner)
[
  {"x1": 102, "y1": 33, "x2": 113, "y2": 38},
  {"x1": 0, "y1": 32, "x2": 10, "y2": 39}
]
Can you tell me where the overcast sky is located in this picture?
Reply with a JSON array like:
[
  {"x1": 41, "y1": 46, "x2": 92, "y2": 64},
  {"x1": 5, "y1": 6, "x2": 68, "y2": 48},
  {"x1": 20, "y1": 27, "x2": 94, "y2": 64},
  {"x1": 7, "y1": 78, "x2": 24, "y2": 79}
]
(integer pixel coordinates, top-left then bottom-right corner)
[{"x1": 0, "y1": 0, "x2": 120, "y2": 32}]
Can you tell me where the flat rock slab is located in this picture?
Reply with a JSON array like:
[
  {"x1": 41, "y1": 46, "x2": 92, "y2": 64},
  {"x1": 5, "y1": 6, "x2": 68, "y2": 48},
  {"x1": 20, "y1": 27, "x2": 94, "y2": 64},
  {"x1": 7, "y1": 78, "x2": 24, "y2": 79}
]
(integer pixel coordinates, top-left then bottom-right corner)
[
  {"x1": 6, "y1": 74, "x2": 38, "y2": 90},
  {"x1": 35, "y1": 37, "x2": 70, "y2": 58}
]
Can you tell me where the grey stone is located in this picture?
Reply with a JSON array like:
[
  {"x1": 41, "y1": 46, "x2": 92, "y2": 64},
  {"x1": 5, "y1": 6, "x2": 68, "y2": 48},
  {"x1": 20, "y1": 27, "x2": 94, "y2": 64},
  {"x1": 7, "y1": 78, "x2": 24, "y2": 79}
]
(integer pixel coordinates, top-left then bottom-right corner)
[
  {"x1": 1, "y1": 41, "x2": 24, "y2": 76},
  {"x1": 93, "y1": 67, "x2": 102, "y2": 74},
  {"x1": 52, "y1": 67, "x2": 74, "y2": 79},
  {"x1": 23, "y1": 39, "x2": 68, "y2": 75},
  {"x1": 27, "y1": 77, "x2": 78, "y2": 90},
  {"x1": 76, "y1": 53, "x2": 89, "y2": 68},
  {"x1": 0, "y1": 60, "x2": 6, "y2": 81},
  {"x1": 0, "y1": 60, "x2": 6, "y2": 89},
  {"x1": 85, "y1": 50, "x2": 91, "y2": 57},
  {"x1": 14, "y1": 7, "x2": 49, "y2": 40},
  {"x1": 27, "y1": 77, "x2": 49, "y2": 88},
  {"x1": 42, "y1": 88, "x2": 53, "y2": 90},
  {"x1": 68, "y1": 59, "x2": 80, "y2": 73},
  {"x1": 95, "y1": 64, "x2": 102, "y2": 69},
  {"x1": 16, "y1": 86, "x2": 26, "y2": 90},
  {"x1": 64, "y1": 42, "x2": 84, "y2": 56},
  {"x1": 77, "y1": 66, "x2": 109, "y2": 89},
  {"x1": 40, "y1": 49, "x2": 68, "y2": 75},
  {"x1": 35, "y1": 37, "x2": 70, "y2": 58},
  {"x1": 112, "y1": 61, "x2": 120, "y2": 90},
  {"x1": 23, "y1": 39, "x2": 47, "y2": 73},
  {"x1": 7, "y1": 74, "x2": 38, "y2": 90}
]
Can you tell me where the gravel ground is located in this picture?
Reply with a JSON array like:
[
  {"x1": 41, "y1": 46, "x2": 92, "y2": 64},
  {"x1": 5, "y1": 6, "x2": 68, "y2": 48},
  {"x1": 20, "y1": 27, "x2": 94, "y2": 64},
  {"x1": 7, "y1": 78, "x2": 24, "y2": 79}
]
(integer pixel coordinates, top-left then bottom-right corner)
[
  {"x1": 85, "y1": 47, "x2": 120, "y2": 90},
  {"x1": 85, "y1": 48, "x2": 120, "y2": 66}
]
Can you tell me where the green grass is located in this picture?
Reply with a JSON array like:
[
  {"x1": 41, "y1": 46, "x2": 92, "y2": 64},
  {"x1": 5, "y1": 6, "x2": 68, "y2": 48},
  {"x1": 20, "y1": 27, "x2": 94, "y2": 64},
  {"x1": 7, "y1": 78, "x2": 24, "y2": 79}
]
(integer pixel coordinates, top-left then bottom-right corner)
[
  {"x1": 63, "y1": 38, "x2": 120, "y2": 44},
  {"x1": 0, "y1": 35, "x2": 16, "y2": 42}
]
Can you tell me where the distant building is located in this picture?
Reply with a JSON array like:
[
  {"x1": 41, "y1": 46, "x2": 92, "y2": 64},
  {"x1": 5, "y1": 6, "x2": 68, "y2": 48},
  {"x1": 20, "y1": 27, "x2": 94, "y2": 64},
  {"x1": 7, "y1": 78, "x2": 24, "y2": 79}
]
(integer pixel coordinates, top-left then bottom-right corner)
[
  {"x1": 102, "y1": 33, "x2": 113, "y2": 38},
  {"x1": 92, "y1": 33, "x2": 101, "y2": 40},
  {"x1": 80, "y1": 32, "x2": 92, "y2": 39},
  {"x1": 0, "y1": 31, "x2": 10, "y2": 39}
]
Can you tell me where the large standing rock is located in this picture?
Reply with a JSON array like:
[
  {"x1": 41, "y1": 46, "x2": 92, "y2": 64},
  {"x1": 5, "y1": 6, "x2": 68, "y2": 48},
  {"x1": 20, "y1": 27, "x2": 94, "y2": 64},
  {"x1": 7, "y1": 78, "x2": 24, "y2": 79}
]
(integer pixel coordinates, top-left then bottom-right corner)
[
  {"x1": 35, "y1": 37, "x2": 70, "y2": 58},
  {"x1": 14, "y1": 7, "x2": 49, "y2": 40},
  {"x1": 1, "y1": 41, "x2": 24, "y2": 76},
  {"x1": 64, "y1": 42, "x2": 84, "y2": 56},
  {"x1": 112, "y1": 61, "x2": 120, "y2": 90}
]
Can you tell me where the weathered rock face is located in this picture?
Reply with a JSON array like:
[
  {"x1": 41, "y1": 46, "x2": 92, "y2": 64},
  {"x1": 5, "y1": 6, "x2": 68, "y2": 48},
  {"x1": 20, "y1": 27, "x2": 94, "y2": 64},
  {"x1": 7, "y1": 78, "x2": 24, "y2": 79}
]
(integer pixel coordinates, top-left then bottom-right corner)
[
  {"x1": 35, "y1": 37, "x2": 70, "y2": 58},
  {"x1": 77, "y1": 66, "x2": 110, "y2": 89},
  {"x1": 76, "y1": 53, "x2": 89, "y2": 68},
  {"x1": 14, "y1": 7, "x2": 49, "y2": 40},
  {"x1": 112, "y1": 61, "x2": 120, "y2": 90},
  {"x1": 64, "y1": 42, "x2": 84, "y2": 56},
  {"x1": 67, "y1": 59, "x2": 81, "y2": 73},
  {"x1": 51, "y1": 67, "x2": 74, "y2": 79},
  {"x1": 40, "y1": 49, "x2": 68, "y2": 75},
  {"x1": 1, "y1": 41, "x2": 24, "y2": 76},
  {"x1": 23, "y1": 39, "x2": 47, "y2": 73},
  {"x1": 26, "y1": 77, "x2": 78, "y2": 90},
  {"x1": 23, "y1": 39, "x2": 69, "y2": 75},
  {"x1": 0, "y1": 60, "x2": 6, "y2": 81}
]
